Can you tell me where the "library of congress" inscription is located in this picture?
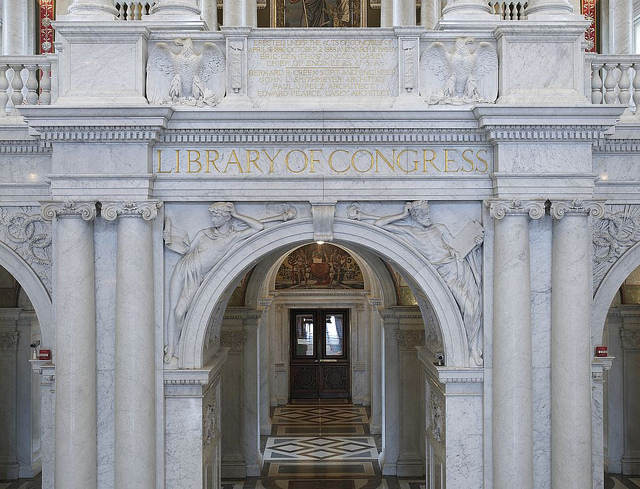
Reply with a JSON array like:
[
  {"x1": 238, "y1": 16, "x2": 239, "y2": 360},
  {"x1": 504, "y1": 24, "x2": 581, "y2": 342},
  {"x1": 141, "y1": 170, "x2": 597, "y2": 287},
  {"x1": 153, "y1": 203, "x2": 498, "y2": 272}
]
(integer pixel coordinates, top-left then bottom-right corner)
[{"x1": 247, "y1": 39, "x2": 398, "y2": 98}]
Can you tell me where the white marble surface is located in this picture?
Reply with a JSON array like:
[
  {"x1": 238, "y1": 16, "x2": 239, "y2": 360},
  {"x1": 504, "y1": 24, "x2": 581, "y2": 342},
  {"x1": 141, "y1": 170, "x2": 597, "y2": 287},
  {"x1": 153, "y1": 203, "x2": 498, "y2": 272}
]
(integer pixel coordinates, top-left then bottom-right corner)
[
  {"x1": 609, "y1": 0, "x2": 633, "y2": 54},
  {"x1": 2, "y1": 0, "x2": 31, "y2": 55}
]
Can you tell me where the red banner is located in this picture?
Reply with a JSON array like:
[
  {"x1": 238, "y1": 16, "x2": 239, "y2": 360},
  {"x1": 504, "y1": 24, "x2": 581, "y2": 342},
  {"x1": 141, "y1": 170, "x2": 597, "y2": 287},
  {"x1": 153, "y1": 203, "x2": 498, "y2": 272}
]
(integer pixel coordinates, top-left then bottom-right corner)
[
  {"x1": 582, "y1": 0, "x2": 597, "y2": 52},
  {"x1": 39, "y1": 0, "x2": 55, "y2": 54}
]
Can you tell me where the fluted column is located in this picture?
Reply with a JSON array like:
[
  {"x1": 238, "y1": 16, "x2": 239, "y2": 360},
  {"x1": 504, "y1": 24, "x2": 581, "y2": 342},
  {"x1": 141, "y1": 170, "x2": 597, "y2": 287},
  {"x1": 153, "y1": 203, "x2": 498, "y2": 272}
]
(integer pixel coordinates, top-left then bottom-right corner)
[
  {"x1": 488, "y1": 200, "x2": 545, "y2": 489},
  {"x1": 67, "y1": 0, "x2": 118, "y2": 18},
  {"x1": 549, "y1": 199, "x2": 605, "y2": 489},
  {"x1": 41, "y1": 201, "x2": 98, "y2": 489},
  {"x1": 2, "y1": 0, "x2": 30, "y2": 55},
  {"x1": 102, "y1": 201, "x2": 161, "y2": 489}
]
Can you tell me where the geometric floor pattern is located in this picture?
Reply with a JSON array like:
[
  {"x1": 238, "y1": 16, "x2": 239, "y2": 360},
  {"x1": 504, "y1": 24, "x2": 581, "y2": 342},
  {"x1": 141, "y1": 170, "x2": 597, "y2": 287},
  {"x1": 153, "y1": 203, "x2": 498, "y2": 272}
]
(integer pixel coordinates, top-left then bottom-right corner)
[
  {"x1": 264, "y1": 436, "x2": 378, "y2": 462},
  {"x1": 607, "y1": 475, "x2": 640, "y2": 489}
]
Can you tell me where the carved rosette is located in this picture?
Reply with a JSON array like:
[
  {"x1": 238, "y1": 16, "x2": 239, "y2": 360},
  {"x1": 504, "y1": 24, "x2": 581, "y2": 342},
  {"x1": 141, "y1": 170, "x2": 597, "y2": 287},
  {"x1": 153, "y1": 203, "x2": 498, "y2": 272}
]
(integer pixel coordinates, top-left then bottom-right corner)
[
  {"x1": 0, "y1": 332, "x2": 19, "y2": 351},
  {"x1": 396, "y1": 330, "x2": 424, "y2": 350},
  {"x1": 0, "y1": 206, "x2": 52, "y2": 294},
  {"x1": 621, "y1": 329, "x2": 640, "y2": 350},
  {"x1": 429, "y1": 391, "x2": 445, "y2": 444},
  {"x1": 592, "y1": 205, "x2": 640, "y2": 293},
  {"x1": 550, "y1": 199, "x2": 605, "y2": 220},
  {"x1": 41, "y1": 200, "x2": 97, "y2": 221},
  {"x1": 221, "y1": 331, "x2": 247, "y2": 351},
  {"x1": 102, "y1": 201, "x2": 162, "y2": 221},
  {"x1": 486, "y1": 199, "x2": 545, "y2": 220}
]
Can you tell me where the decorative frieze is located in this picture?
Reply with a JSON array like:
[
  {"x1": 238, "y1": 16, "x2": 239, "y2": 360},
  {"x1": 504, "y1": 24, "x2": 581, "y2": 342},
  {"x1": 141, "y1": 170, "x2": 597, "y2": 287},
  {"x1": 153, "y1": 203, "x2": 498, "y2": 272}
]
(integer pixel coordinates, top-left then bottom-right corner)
[
  {"x1": 621, "y1": 329, "x2": 640, "y2": 350},
  {"x1": 101, "y1": 201, "x2": 162, "y2": 221},
  {"x1": 593, "y1": 205, "x2": 640, "y2": 294},
  {"x1": 32, "y1": 126, "x2": 163, "y2": 143},
  {"x1": 0, "y1": 206, "x2": 52, "y2": 293},
  {"x1": 202, "y1": 385, "x2": 220, "y2": 448},
  {"x1": 486, "y1": 199, "x2": 545, "y2": 220},
  {"x1": 220, "y1": 331, "x2": 247, "y2": 351},
  {"x1": 41, "y1": 200, "x2": 97, "y2": 221},
  {"x1": 396, "y1": 330, "x2": 424, "y2": 350},
  {"x1": 484, "y1": 125, "x2": 611, "y2": 142},
  {"x1": 429, "y1": 391, "x2": 445, "y2": 444},
  {"x1": 0, "y1": 332, "x2": 19, "y2": 351},
  {"x1": 550, "y1": 199, "x2": 605, "y2": 219}
]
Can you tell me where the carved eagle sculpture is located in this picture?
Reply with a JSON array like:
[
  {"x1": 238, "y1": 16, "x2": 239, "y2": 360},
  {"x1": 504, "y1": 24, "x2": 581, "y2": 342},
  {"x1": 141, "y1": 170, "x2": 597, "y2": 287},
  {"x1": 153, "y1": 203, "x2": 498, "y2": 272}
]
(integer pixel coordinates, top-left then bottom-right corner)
[
  {"x1": 146, "y1": 38, "x2": 226, "y2": 107},
  {"x1": 420, "y1": 37, "x2": 498, "y2": 105}
]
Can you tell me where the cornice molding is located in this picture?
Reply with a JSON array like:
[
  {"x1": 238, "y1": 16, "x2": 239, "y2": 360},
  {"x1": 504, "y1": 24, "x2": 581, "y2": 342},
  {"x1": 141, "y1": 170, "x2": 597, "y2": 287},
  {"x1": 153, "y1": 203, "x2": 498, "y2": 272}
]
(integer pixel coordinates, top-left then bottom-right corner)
[
  {"x1": 33, "y1": 126, "x2": 163, "y2": 142},
  {"x1": 0, "y1": 140, "x2": 51, "y2": 154},
  {"x1": 485, "y1": 199, "x2": 546, "y2": 220},
  {"x1": 593, "y1": 139, "x2": 640, "y2": 154},
  {"x1": 41, "y1": 201, "x2": 97, "y2": 221},
  {"x1": 101, "y1": 201, "x2": 162, "y2": 221},
  {"x1": 484, "y1": 125, "x2": 610, "y2": 142}
]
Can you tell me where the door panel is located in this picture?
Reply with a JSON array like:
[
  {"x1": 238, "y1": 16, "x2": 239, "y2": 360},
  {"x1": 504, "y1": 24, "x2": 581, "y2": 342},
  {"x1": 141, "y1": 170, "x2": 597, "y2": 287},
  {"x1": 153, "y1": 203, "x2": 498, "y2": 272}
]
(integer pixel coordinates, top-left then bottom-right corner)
[{"x1": 290, "y1": 309, "x2": 350, "y2": 399}]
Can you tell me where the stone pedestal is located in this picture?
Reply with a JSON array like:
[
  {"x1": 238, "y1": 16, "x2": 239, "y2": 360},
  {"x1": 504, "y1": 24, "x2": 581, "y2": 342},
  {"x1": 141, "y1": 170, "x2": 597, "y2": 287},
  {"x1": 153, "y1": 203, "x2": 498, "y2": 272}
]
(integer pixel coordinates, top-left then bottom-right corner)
[
  {"x1": 103, "y1": 201, "x2": 160, "y2": 489},
  {"x1": 488, "y1": 200, "x2": 544, "y2": 489},
  {"x1": 41, "y1": 201, "x2": 98, "y2": 489},
  {"x1": 550, "y1": 200, "x2": 604, "y2": 489}
]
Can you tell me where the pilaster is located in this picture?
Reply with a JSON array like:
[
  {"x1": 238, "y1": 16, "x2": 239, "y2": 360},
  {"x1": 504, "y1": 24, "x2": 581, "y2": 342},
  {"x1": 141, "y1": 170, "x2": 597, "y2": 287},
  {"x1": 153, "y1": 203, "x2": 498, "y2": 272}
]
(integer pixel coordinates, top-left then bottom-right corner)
[
  {"x1": 592, "y1": 356, "x2": 614, "y2": 489},
  {"x1": 380, "y1": 310, "x2": 400, "y2": 475},
  {"x1": 392, "y1": 28, "x2": 425, "y2": 109},
  {"x1": 0, "y1": 309, "x2": 22, "y2": 479},
  {"x1": 219, "y1": 28, "x2": 253, "y2": 108},
  {"x1": 549, "y1": 199, "x2": 605, "y2": 489},
  {"x1": 620, "y1": 308, "x2": 640, "y2": 475},
  {"x1": 41, "y1": 200, "x2": 98, "y2": 489},
  {"x1": 242, "y1": 311, "x2": 262, "y2": 476},
  {"x1": 102, "y1": 200, "x2": 161, "y2": 489}
]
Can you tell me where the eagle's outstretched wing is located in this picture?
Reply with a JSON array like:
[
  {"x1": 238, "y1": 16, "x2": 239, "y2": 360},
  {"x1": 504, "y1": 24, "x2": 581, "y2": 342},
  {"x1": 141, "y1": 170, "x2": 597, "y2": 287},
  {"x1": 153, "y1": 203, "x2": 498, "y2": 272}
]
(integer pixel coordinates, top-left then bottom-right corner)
[
  {"x1": 420, "y1": 42, "x2": 452, "y2": 82},
  {"x1": 472, "y1": 42, "x2": 498, "y2": 78},
  {"x1": 147, "y1": 42, "x2": 176, "y2": 104},
  {"x1": 197, "y1": 43, "x2": 227, "y2": 102}
]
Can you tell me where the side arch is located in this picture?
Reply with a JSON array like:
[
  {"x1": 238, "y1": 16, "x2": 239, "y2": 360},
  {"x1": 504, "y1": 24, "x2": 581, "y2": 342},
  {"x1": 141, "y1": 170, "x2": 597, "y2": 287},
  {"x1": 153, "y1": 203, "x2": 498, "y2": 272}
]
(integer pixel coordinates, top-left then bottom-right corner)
[
  {"x1": 178, "y1": 218, "x2": 468, "y2": 369},
  {"x1": 592, "y1": 240, "x2": 640, "y2": 345},
  {"x1": 0, "y1": 241, "x2": 53, "y2": 347}
]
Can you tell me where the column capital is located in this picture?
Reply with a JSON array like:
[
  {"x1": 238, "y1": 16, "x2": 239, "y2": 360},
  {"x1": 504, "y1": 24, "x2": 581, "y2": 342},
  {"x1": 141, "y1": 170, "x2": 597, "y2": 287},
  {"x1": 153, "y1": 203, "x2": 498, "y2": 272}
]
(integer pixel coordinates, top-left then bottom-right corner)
[
  {"x1": 221, "y1": 330, "x2": 247, "y2": 351},
  {"x1": 41, "y1": 200, "x2": 97, "y2": 221},
  {"x1": 396, "y1": 329, "x2": 424, "y2": 350},
  {"x1": 485, "y1": 199, "x2": 545, "y2": 220},
  {"x1": 101, "y1": 201, "x2": 162, "y2": 221},
  {"x1": 550, "y1": 199, "x2": 605, "y2": 220},
  {"x1": 0, "y1": 332, "x2": 19, "y2": 352},
  {"x1": 621, "y1": 328, "x2": 640, "y2": 350}
]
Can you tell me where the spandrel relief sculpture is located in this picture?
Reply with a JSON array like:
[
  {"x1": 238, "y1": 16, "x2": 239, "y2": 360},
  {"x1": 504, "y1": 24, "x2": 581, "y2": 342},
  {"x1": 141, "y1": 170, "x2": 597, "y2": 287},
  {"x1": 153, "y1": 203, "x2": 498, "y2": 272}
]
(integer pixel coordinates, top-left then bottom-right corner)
[
  {"x1": 420, "y1": 37, "x2": 498, "y2": 105},
  {"x1": 348, "y1": 201, "x2": 484, "y2": 366},
  {"x1": 147, "y1": 38, "x2": 226, "y2": 107},
  {"x1": 163, "y1": 202, "x2": 297, "y2": 364}
]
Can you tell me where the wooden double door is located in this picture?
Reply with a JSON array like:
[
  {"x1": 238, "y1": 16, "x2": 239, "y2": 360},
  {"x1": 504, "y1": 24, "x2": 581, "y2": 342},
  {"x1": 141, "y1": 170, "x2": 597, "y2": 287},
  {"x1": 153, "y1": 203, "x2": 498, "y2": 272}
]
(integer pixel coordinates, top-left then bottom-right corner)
[{"x1": 289, "y1": 309, "x2": 350, "y2": 399}]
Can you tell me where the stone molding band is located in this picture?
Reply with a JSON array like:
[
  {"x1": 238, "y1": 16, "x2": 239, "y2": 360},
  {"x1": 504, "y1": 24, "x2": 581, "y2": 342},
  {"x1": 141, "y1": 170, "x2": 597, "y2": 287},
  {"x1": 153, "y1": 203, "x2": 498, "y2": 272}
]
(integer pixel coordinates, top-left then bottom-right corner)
[
  {"x1": 101, "y1": 201, "x2": 162, "y2": 221},
  {"x1": 41, "y1": 200, "x2": 97, "y2": 221},
  {"x1": 486, "y1": 199, "x2": 545, "y2": 220}
]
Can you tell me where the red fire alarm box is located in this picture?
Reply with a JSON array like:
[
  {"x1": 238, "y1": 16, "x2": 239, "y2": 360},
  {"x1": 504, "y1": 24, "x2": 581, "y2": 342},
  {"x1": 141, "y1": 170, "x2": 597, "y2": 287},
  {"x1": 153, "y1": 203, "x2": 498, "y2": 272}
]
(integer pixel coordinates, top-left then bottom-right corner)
[
  {"x1": 38, "y1": 349, "x2": 51, "y2": 360},
  {"x1": 595, "y1": 346, "x2": 608, "y2": 357}
]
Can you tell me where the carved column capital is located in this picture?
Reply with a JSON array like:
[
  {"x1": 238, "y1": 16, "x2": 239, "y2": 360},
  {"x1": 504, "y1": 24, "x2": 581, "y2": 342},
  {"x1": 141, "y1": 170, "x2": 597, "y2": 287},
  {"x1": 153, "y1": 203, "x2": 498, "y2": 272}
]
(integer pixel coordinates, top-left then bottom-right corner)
[
  {"x1": 485, "y1": 199, "x2": 546, "y2": 220},
  {"x1": 102, "y1": 201, "x2": 162, "y2": 221},
  {"x1": 396, "y1": 330, "x2": 424, "y2": 350},
  {"x1": 550, "y1": 200, "x2": 605, "y2": 220},
  {"x1": 621, "y1": 328, "x2": 640, "y2": 350},
  {"x1": 221, "y1": 331, "x2": 247, "y2": 351},
  {"x1": 0, "y1": 332, "x2": 19, "y2": 351},
  {"x1": 41, "y1": 200, "x2": 97, "y2": 221}
]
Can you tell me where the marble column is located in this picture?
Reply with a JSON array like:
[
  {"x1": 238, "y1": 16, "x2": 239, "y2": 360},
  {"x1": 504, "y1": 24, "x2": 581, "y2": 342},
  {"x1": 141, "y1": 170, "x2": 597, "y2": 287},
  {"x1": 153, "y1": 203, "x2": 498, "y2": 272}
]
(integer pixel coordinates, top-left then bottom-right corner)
[
  {"x1": 243, "y1": 312, "x2": 261, "y2": 476},
  {"x1": 549, "y1": 200, "x2": 604, "y2": 489},
  {"x1": 440, "y1": 0, "x2": 493, "y2": 21},
  {"x1": 392, "y1": 0, "x2": 415, "y2": 26},
  {"x1": 592, "y1": 357, "x2": 614, "y2": 489},
  {"x1": 41, "y1": 201, "x2": 98, "y2": 489},
  {"x1": 609, "y1": 0, "x2": 633, "y2": 54},
  {"x1": 202, "y1": 0, "x2": 219, "y2": 30},
  {"x1": 420, "y1": 0, "x2": 440, "y2": 29},
  {"x1": 67, "y1": 0, "x2": 119, "y2": 18},
  {"x1": 380, "y1": 311, "x2": 400, "y2": 475},
  {"x1": 2, "y1": 0, "x2": 30, "y2": 55},
  {"x1": 488, "y1": 200, "x2": 544, "y2": 489},
  {"x1": 150, "y1": 0, "x2": 202, "y2": 17},
  {"x1": 369, "y1": 301, "x2": 383, "y2": 434},
  {"x1": 0, "y1": 311, "x2": 20, "y2": 479},
  {"x1": 224, "y1": 0, "x2": 249, "y2": 27},
  {"x1": 524, "y1": 0, "x2": 574, "y2": 19},
  {"x1": 102, "y1": 201, "x2": 161, "y2": 489},
  {"x1": 380, "y1": 0, "x2": 393, "y2": 27},
  {"x1": 620, "y1": 309, "x2": 640, "y2": 475}
]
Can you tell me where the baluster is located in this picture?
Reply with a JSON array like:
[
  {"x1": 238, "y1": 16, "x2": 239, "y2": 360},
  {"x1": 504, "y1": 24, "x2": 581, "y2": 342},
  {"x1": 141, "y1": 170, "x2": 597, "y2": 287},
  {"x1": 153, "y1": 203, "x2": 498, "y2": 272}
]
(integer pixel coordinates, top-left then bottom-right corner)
[
  {"x1": 0, "y1": 66, "x2": 9, "y2": 116},
  {"x1": 591, "y1": 62, "x2": 603, "y2": 104},
  {"x1": 117, "y1": 2, "x2": 124, "y2": 19},
  {"x1": 39, "y1": 64, "x2": 51, "y2": 105},
  {"x1": 136, "y1": 2, "x2": 144, "y2": 19},
  {"x1": 632, "y1": 63, "x2": 640, "y2": 114},
  {"x1": 603, "y1": 63, "x2": 618, "y2": 105},
  {"x1": 24, "y1": 64, "x2": 39, "y2": 105},
  {"x1": 618, "y1": 62, "x2": 632, "y2": 107},
  {"x1": 497, "y1": 2, "x2": 505, "y2": 19},
  {"x1": 10, "y1": 64, "x2": 24, "y2": 110}
]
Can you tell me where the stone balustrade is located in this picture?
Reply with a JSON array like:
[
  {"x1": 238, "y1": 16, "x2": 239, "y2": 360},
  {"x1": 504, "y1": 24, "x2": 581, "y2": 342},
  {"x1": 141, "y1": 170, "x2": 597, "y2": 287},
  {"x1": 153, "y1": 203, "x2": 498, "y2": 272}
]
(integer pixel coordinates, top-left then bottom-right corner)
[
  {"x1": 587, "y1": 54, "x2": 640, "y2": 115},
  {"x1": 115, "y1": 1, "x2": 156, "y2": 19},
  {"x1": 0, "y1": 56, "x2": 55, "y2": 116},
  {"x1": 487, "y1": 0, "x2": 526, "y2": 19}
]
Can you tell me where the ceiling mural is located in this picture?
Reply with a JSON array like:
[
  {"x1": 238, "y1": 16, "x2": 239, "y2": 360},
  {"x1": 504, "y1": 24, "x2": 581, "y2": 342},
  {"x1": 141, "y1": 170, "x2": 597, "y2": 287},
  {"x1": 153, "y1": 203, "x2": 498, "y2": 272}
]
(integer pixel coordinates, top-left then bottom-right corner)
[{"x1": 275, "y1": 243, "x2": 365, "y2": 290}]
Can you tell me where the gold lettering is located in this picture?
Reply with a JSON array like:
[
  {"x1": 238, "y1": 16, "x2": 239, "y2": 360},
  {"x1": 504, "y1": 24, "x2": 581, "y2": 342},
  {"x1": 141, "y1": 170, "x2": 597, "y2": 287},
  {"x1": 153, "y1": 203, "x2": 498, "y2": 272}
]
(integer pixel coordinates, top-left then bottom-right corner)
[
  {"x1": 309, "y1": 149, "x2": 322, "y2": 174},
  {"x1": 224, "y1": 150, "x2": 245, "y2": 173},
  {"x1": 396, "y1": 149, "x2": 418, "y2": 173},
  {"x1": 157, "y1": 150, "x2": 172, "y2": 174},
  {"x1": 444, "y1": 149, "x2": 459, "y2": 173},
  {"x1": 285, "y1": 149, "x2": 308, "y2": 173},
  {"x1": 422, "y1": 149, "x2": 439, "y2": 172},
  {"x1": 351, "y1": 149, "x2": 374, "y2": 173},
  {"x1": 205, "y1": 150, "x2": 220, "y2": 173},
  {"x1": 175, "y1": 150, "x2": 181, "y2": 173},
  {"x1": 264, "y1": 150, "x2": 281, "y2": 174},
  {"x1": 476, "y1": 149, "x2": 489, "y2": 173},
  {"x1": 461, "y1": 149, "x2": 475, "y2": 173},
  {"x1": 375, "y1": 149, "x2": 395, "y2": 173},
  {"x1": 187, "y1": 150, "x2": 202, "y2": 173},
  {"x1": 246, "y1": 150, "x2": 263, "y2": 173},
  {"x1": 328, "y1": 149, "x2": 350, "y2": 173}
]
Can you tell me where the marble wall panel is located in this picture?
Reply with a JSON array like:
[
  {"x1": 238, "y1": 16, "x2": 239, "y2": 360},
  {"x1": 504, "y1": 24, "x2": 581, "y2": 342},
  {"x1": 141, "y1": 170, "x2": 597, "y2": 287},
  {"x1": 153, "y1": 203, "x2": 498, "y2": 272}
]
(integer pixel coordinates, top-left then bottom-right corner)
[
  {"x1": 68, "y1": 43, "x2": 138, "y2": 96},
  {"x1": 51, "y1": 143, "x2": 151, "y2": 176},
  {"x1": 0, "y1": 154, "x2": 51, "y2": 185},
  {"x1": 495, "y1": 143, "x2": 592, "y2": 174},
  {"x1": 594, "y1": 154, "x2": 640, "y2": 182},
  {"x1": 507, "y1": 42, "x2": 575, "y2": 91}
]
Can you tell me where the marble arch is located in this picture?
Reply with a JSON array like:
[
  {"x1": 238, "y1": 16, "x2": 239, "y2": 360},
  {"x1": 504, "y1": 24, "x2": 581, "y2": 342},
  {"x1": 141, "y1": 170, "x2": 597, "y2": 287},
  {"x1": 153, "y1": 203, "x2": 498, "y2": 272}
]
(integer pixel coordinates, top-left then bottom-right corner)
[
  {"x1": 178, "y1": 217, "x2": 467, "y2": 369},
  {"x1": 0, "y1": 241, "x2": 53, "y2": 347},
  {"x1": 592, "y1": 241, "x2": 640, "y2": 345}
]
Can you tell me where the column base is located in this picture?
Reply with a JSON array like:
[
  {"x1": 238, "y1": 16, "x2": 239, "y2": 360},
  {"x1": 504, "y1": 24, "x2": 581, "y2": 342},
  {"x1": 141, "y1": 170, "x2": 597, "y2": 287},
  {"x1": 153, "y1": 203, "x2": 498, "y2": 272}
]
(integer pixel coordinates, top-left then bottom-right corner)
[
  {"x1": 622, "y1": 457, "x2": 640, "y2": 476},
  {"x1": 397, "y1": 458, "x2": 425, "y2": 477},
  {"x1": 441, "y1": 0, "x2": 495, "y2": 20},
  {"x1": 221, "y1": 460, "x2": 247, "y2": 479},
  {"x1": 0, "y1": 463, "x2": 19, "y2": 479}
]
